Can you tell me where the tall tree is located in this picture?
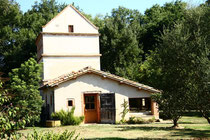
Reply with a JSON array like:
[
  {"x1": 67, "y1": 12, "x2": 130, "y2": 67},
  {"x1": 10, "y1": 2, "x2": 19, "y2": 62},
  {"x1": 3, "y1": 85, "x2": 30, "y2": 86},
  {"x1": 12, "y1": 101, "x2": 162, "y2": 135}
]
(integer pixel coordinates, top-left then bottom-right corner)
[
  {"x1": 151, "y1": 4, "x2": 210, "y2": 126},
  {"x1": 9, "y1": 58, "x2": 43, "y2": 125},
  {"x1": 140, "y1": 0, "x2": 187, "y2": 56},
  {"x1": 186, "y1": 3, "x2": 210, "y2": 123},
  {"x1": 100, "y1": 7, "x2": 143, "y2": 80},
  {"x1": 0, "y1": 0, "x2": 22, "y2": 73}
]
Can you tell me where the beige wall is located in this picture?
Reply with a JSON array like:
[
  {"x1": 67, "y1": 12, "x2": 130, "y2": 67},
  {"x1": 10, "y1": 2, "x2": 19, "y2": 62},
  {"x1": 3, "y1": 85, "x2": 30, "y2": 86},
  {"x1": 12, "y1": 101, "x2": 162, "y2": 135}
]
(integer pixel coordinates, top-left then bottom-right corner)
[
  {"x1": 53, "y1": 74, "x2": 156, "y2": 122},
  {"x1": 42, "y1": 57, "x2": 100, "y2": 80},
  {"x1": 41, "y1": 34, "x2": 101, "y2": 80},
  {"x1": 42, "y1": 35, "x2": 100, "y2": 55},
  {"x1": 42, "y1": 6, "x2": 98, "y2": 34}
]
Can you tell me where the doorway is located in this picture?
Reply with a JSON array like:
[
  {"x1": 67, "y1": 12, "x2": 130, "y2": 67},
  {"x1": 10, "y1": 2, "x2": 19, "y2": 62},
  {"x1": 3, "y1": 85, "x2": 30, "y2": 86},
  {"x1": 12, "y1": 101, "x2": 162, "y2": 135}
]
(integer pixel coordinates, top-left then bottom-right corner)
[
  {"x1": 84, "y1": 94, "x2": 99, "y2": 123},
  {"x1": 100, "y1": 93, "x2": 116, "y2": 123}
]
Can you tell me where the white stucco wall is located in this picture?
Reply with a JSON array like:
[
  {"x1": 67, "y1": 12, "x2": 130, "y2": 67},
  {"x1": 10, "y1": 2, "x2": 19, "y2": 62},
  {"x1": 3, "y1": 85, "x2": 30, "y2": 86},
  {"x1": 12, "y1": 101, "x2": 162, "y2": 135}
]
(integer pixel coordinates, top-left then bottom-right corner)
[
  {"x1": 42, "y1": 35, "x2": 99, "y2": 55},
  {"x1": 43, "y1": 57, "x2": 100, "y2": 80},
  {"x1": 42, "y1": 6, "x2": 98, "y2": 33},
  {"x1": 54, "y1": 74, "x2": 152, "y2": 122}
]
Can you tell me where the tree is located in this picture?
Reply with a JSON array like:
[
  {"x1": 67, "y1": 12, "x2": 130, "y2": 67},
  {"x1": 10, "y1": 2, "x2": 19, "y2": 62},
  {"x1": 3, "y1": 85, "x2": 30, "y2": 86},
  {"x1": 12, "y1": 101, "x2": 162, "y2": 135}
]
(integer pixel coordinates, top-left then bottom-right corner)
[
  {"x1": 150, "y1": 4, "x2": 210, "y2": 126},
  {"x1": 140, "y1": 1, "x2": 187, "y2": 57},
  {"x1": 0, "y1": 82, "x2": 27, "y2": 139},
  {"x1": 185, "y1": 4, "x2": 210, "y2": 123},
  {"x1": 0, "y1": 0, "x2": 66, "y2": 75},
  {"x1": 100, "y1": 7, "x2": 143, "y2": 80},
  {"x1": 0, "y1": 0, "x2": 23, "y2": 73},
  {"x1": 151, "y1": 24, "x2": 193, "y2": 127},
  {"x1": 9, "y1": 58, "x2": 43, "y2": 125}
]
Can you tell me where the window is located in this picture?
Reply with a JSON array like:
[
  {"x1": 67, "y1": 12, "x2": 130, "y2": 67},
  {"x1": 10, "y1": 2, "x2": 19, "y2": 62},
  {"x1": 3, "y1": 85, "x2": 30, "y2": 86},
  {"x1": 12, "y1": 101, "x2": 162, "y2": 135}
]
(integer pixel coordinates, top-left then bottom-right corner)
[
  {"x1": 67, "y1": 99, "x2": 74, "y2": 107},
  {"x1": 68, "y1": 25, "x2": 74, "y2": 32},
  {"x1": 85, "y1": 96, "x2": 95, "y2": 109},
  {"x1": 129, "y1": 98, "x2": 151, "y2": 112}
]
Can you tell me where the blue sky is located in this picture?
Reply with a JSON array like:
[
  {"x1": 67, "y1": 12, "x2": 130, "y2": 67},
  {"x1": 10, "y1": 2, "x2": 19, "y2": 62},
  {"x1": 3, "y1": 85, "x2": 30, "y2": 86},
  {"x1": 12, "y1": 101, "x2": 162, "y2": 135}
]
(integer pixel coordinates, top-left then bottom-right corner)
[{"x1": 15, "y1": 0, "x2": 204, "y2": 16}]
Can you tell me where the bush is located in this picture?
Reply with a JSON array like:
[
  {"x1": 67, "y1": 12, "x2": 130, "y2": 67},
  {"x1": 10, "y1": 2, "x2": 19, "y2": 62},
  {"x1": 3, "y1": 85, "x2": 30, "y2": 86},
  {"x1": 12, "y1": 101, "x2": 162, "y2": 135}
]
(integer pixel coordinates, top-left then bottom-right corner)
[
  {"x1": 51, "y1": 107, "x2": 84, "y2": 125},
  {"x1": 26, "y1": 129, "x2": 80, "y2": 140},
  {"x1": 147, "y1": 117, "x2": 156, "y2": 123},
  {"x1": 127, "y1": 117, "x2": 155, "y2": 124}
]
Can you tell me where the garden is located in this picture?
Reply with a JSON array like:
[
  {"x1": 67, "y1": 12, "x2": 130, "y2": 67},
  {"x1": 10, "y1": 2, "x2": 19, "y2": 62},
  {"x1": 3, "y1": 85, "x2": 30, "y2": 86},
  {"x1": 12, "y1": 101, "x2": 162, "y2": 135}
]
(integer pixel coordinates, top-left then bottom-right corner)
[{"x1": 20, "y1": 113, "x2": 209, "y2": 139}]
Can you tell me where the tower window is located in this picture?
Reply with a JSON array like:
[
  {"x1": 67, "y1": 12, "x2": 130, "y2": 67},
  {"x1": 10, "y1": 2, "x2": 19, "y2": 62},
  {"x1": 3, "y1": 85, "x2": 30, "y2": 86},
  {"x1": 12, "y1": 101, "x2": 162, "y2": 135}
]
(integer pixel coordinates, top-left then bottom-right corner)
[{"x1": 68, "y1": 25, "x2": 74, "y2": 32}]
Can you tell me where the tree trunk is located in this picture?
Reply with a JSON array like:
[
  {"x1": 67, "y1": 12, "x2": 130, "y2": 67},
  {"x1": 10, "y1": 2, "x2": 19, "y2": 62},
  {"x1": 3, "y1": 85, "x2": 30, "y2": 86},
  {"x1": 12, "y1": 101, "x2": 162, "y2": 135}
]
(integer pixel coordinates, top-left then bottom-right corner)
[
  {"x1": 172, "y1": 118, "x2": 179, "y2": 128},
  {"x1": 204, "y1": 116, "x2": 210, "y2": 124},
  {"x1": 200, "y1": 110, "x2": 210, "y2": 124}
]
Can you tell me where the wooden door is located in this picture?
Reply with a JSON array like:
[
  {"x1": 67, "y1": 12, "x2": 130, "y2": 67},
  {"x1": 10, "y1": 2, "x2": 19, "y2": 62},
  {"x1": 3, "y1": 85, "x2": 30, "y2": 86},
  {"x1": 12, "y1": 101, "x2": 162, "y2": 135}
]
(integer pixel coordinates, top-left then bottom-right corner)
[
  {"x1": 100, "y1": 93, "x2": 116, "y2": 123},
  {"x1": 84, "y1": 94, "x2": 98, "y2": 123}
]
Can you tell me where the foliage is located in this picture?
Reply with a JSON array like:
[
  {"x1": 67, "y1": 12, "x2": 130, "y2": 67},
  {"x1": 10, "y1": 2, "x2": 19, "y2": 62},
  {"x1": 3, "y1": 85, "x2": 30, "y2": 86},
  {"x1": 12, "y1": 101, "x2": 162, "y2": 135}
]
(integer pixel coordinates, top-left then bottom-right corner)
[
  {"x1": 140, "y1": 1, "x2": 187, "y2": 55},
  {"x1": 0, "y1": 82, "x2": 26, "y2": 139},
  {"x1": 8, "y1": 58, "x2": 43, "y2": 126},
  {"x1": 120, "y1": 99, "x2": 129, "y2": 123},
  {"x1": 127, "y1": 116, "x2": 155, "y2": 124},
  {"x1": 0, "y1": 0, "x2": 23, "y2": 73},
  {"x1": 150, "y1": 5, "x2": 210, "y2": 126},
  {"x1": 137, "y1": 52, "x2": 162, "y2": 89},
  {"x1": 26, "y1": 129, "x2": 80, "y2": 140},
  {"x1": 0, "y1": 0, "x2": 66, "y2": 75},
  {"x1": 51, "y1": 107, "x2": 84, "y2": 125},
  {"x1": 100, "y1": 7, "x2": 143, "y2": 80},
  {"x1": 99, "y1": 1, "x2": 187, "y2": 80},
  {"x1": 184, "y1": 5, "x2": 210, "y2": 124}
]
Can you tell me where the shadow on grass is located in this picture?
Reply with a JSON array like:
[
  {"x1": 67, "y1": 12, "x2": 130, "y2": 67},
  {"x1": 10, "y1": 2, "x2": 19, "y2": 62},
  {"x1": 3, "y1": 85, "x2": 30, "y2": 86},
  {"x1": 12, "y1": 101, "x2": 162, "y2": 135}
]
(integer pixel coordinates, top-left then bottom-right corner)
[
  {"x1": 116, "y1": 126, "x2": 210, "y2": 138},
  {"x1": 177, "y1": 122, "x2": 195, "y2": 124},
  {"x1": 171, "y1": 129, "x2": 210, "y2": 138},
  {"x1": 182, "y1": 111, "x2": 202, "y2": 117},
  {"x1": 85, "y1": 138, "x2": 163, "y2": 140},
  {"x1": 117, "y1": 126, "x2": 169, "y2": 131},
  {"x1": 85, "y1": 138, "x2": 127, "y2": 140}
]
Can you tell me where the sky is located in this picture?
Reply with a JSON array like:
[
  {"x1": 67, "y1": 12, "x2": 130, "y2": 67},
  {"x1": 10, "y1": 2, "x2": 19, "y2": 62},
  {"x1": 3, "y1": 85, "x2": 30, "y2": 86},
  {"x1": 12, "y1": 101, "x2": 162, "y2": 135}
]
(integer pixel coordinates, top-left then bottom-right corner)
[{"x1": 15, "y1": 0, "x2": 204, "y2": 16}]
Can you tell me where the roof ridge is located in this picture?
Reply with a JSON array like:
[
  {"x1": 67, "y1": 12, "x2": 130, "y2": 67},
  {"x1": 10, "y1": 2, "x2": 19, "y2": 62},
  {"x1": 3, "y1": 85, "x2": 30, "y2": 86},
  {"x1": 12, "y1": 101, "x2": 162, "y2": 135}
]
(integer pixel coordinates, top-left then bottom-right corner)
[{"x1": 41, "y1": 67, "x2": 160, "y2": 93}]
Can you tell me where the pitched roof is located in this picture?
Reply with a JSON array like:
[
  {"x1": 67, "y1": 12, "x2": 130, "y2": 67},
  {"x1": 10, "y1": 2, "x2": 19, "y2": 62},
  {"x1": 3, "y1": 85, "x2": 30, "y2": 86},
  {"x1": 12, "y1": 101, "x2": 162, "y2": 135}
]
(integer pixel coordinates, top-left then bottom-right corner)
[
  {"x1": 41, "y1": 67, "x2": 160, "y2": 93},
  {"x1": 42, "y1": 5, "x2": 99, "y2": 30}
]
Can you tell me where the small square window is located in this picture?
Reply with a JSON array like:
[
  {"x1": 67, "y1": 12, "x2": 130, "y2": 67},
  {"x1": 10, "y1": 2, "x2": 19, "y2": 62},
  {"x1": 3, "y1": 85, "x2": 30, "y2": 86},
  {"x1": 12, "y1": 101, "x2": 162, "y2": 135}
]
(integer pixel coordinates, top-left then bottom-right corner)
[
  {"x1": 68, "y1": 25, "x2": 74, "y2": 32},
  {"x1": 67, "y1": 99, "x2": 74, "y2": 107}
]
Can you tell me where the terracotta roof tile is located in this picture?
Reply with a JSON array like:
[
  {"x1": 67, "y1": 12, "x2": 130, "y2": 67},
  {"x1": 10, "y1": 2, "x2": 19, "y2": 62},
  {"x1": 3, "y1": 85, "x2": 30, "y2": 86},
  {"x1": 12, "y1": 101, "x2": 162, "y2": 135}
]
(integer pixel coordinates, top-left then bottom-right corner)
[{"x1": 41, "y1": 67, "x2": 160, "y2": 93}]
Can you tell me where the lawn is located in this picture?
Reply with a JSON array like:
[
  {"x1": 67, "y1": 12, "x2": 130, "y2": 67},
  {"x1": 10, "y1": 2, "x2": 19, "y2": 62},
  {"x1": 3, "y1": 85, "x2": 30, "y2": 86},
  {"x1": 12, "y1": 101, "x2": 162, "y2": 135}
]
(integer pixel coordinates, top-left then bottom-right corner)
[{"x1": 20, "y1": 116, "x2": 210, "y2": 139}]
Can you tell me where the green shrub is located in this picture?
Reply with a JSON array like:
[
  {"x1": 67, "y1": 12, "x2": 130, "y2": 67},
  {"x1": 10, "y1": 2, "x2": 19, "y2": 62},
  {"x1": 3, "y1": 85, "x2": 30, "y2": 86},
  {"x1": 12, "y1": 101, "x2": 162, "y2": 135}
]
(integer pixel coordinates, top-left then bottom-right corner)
[
  {"x1": 135, "y1": 117, "x2": 144, "y2": 124},
  {"x1": 51, "y1": 107, "x2": 84, "y2": 125},
  {"x1": 147, "y1": 117, "x2": 156, "y2": 123},
  {"x1": 127, "y1": 116, "x2": 136, "y2": 124},
  {"x1": 26, "y1": 129, "x2": 80, "y2": 140},
  {"x1": 127, "y1": 117, "x2": 155, "y2": 124}
]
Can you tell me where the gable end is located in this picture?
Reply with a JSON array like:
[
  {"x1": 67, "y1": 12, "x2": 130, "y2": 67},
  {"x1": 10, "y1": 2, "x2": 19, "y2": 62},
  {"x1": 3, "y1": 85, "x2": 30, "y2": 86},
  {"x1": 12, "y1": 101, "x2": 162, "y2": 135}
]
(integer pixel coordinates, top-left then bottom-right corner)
[{"x1": 42, "y1": 5, "x2": 99, "y2": 30}]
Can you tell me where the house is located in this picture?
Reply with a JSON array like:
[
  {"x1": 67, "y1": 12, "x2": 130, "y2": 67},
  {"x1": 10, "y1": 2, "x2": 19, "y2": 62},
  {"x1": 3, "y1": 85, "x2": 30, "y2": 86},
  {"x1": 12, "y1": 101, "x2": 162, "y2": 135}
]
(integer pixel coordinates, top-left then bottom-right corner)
[{"x1": 36, "y1": 5, "x2": 160, "y2": 123}]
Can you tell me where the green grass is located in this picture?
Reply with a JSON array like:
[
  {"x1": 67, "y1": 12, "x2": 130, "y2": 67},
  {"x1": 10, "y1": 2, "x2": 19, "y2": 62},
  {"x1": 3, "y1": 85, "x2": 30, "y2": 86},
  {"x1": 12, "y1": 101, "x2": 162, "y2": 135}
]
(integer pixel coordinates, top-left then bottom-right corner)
[{"x1": 19, "y1": 116, "x2": 210, "y2": 139}]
